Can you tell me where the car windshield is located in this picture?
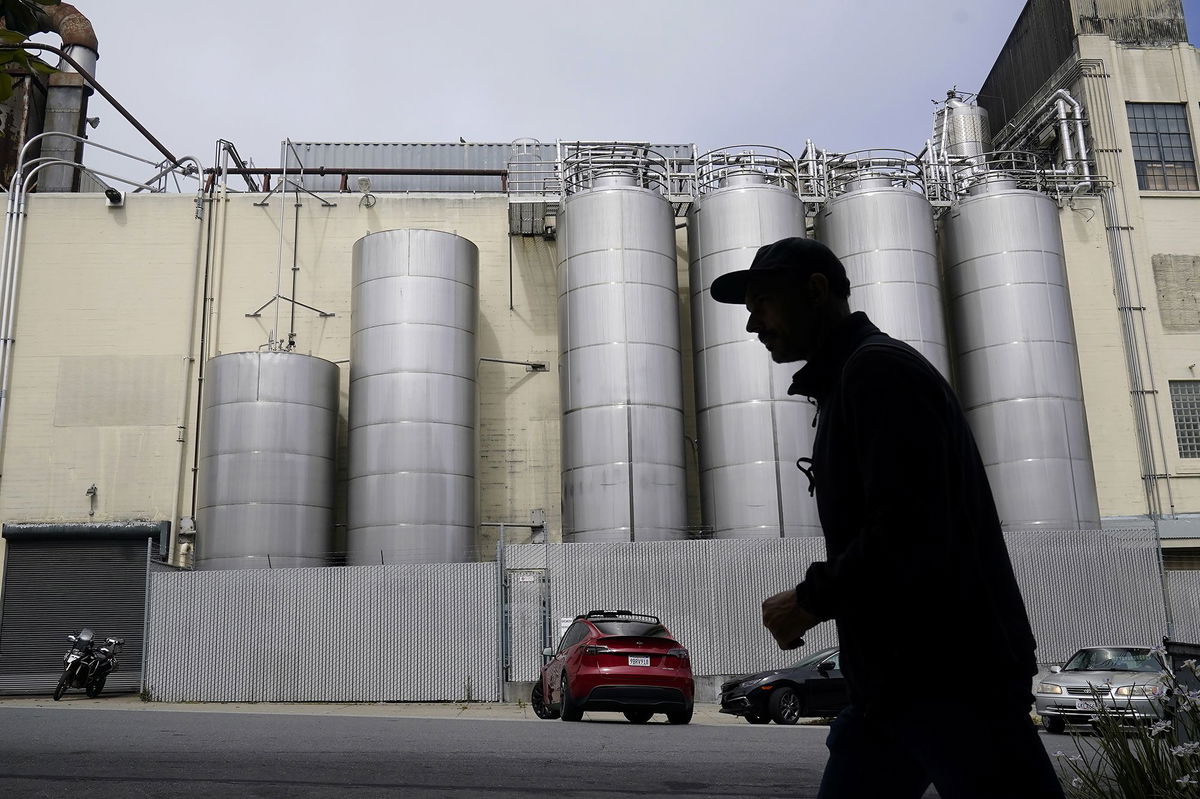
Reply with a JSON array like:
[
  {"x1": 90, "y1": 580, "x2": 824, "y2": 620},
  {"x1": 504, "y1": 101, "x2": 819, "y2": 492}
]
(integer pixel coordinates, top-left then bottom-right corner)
[
  {"x1": 1062, "y1": 647, "x2": 1162, "y2": 672},
  {"x1": 790, "y1": 647, "x2": 838, "y2": 669},
  {"x1": 591, "y1": 620, "x2": 666, "y2": 637}
]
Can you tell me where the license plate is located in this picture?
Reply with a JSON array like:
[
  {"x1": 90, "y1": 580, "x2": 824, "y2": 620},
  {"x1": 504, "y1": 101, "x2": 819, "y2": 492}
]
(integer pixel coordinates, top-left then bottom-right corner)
[
  {"x1": 628, "y1": 656, "x2": 650, "y2": 667},
  {"x1": 1076, "y1": 699, "x2": 1098, "y2": 711}
]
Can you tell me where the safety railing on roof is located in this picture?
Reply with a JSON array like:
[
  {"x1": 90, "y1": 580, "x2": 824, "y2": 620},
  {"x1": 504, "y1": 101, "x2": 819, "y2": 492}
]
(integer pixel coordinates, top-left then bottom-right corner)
[
  {"x1": 825, "y1": 149, "x2": 925, "y2": 197},
  {"x1": 694, "y1": 145, "x2": 801, "y2": 196},
  {"x1": 559, "y1": 141, "x2": 671, "y2": 197}
]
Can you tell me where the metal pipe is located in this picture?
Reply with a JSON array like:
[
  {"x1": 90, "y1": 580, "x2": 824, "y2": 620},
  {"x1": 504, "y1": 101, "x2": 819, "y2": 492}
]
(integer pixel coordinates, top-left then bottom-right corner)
[
  {"x1": 271, "y1": 141, "x2": 288, "y2": 349},
  {"x1": 1055, "y1": 98, "x2": 1076, "y2": 173},
  {"x1": 202, "y1": 166, "x2": 508, "y2": 179},
  {"x1": 479, "y1": 356, "x2": 547, "y2": 372},
  {"x1": 169, "y1": 162, "x2": 212, "y2": 564}
]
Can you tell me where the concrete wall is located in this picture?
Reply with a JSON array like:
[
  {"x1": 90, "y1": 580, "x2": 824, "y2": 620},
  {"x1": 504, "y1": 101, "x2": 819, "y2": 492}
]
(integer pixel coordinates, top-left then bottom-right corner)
[
  {"x1": 0, "y1": 191, "x2": 572, "y2": 571},
  {"x1": 1066, "y1": 38, "x2": 1200, "y2": 529}
]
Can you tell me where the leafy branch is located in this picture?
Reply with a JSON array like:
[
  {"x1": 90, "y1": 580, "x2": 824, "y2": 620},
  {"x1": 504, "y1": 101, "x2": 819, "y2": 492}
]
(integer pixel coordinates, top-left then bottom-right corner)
[{"x1": 0, "y1": 0, "x2": 61, "y2": 101}]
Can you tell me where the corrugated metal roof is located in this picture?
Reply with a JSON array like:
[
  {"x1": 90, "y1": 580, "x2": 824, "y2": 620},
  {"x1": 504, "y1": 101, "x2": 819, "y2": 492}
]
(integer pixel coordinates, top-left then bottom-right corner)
[{"x1": 281, "y1": 142, "x2": 695, "y2": 193}]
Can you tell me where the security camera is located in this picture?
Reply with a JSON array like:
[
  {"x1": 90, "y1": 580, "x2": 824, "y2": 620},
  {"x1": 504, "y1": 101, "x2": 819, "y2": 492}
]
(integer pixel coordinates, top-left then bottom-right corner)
[{"x1": 104, "y1": 188, "x2": 124, "y2": 207}]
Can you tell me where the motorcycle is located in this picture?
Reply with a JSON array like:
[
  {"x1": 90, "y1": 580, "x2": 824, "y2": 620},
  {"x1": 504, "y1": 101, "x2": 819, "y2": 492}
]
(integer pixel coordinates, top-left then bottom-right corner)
[
  {"x1": 53, "y1": 628, "x2": 96, "y2": 700},
  {"x1": 85, "y1": 636, "x2": 124, "y2": 698},
  {"x1": 52, "y1": 629, "x2": 123, "y2": 700}
]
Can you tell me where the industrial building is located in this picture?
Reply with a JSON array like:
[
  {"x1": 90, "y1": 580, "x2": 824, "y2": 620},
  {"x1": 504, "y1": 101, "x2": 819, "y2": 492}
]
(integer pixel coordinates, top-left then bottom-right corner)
[{"x1": 0, "y1": 0, "x2": 1197, "y2": 699}]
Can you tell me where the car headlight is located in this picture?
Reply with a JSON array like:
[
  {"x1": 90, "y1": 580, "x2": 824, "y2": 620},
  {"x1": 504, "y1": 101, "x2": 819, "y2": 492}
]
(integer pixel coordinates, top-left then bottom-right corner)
[
  {"x1": 1038, "y1": 683, "x2": 1063, "y2": 694},
  {"x1": 1115, "y1": 685, "x2": 1155, "y2": 697}
]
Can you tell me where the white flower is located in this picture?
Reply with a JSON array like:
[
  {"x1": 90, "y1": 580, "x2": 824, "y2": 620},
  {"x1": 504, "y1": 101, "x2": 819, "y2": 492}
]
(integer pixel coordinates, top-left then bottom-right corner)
[
  {"x1": 1177, "y1": 773, "x2": 1197, "y2": 787},
  {"x1": 1183, "y1": 658, "x2": 1198, "y2": 671},
  {"x1": 1151, "y1": 644, "x2": 1168, "y2": 657},
  {"x1": 1150, "y1": 720, "x2": 1173, "y2": 736}
]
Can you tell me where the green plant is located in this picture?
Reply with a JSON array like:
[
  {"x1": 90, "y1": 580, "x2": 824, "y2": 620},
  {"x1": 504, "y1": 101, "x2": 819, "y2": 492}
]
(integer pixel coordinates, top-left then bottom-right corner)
[
  {"x1": 0, "y1": 1, "x2": 61, "y2": 101},
  {"x1": 1054, "y1": 653, "x2": 1199, "y2": 797}
]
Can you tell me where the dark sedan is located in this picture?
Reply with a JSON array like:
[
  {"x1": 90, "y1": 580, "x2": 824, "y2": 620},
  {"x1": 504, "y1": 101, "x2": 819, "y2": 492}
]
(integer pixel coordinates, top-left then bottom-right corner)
[{"x1": 719, "y1": 647, "x2": 847, "y2": 725}]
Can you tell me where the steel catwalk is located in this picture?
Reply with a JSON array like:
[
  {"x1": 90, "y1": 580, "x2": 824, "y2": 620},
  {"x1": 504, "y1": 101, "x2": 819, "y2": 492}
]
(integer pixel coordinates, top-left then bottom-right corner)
[
  {"x1": 347, "y1": 229, "x2": 479, "y2": 564},
  {"x1": 558, "y1": 172, "x2": 687, "y2": 541},
  {"x1": 687, "y1": 171, "x2": 820, "y2": 538},
  {"x1": 942, "y1": 179, "x2": 1100, "y2": 530},
  {"x1": 816, "y1": 177, "x2": 951, "y2": 378},
  {"x1": 195, "y1": 351, "x2": 339, "y2": 570}
]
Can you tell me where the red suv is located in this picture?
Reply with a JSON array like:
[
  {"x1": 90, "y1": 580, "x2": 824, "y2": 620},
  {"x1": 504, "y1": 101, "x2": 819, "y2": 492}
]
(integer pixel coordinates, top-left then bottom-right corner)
[{"x1": 531, "y1": 610, "x2": 694, "y2": 724}]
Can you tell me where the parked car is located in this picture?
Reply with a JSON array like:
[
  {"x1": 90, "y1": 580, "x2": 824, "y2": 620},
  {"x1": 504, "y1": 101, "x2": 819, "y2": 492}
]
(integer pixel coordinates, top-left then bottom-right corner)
[
  {"x1": 531, "y1": 610, "x2": 694, "y2": 724},
  {"x1": 719, "y1": 646, "x2": 848, "y2": 725},
  {"x1": 1035, "y1": 645, "x2": 1169, "y2": 733}
]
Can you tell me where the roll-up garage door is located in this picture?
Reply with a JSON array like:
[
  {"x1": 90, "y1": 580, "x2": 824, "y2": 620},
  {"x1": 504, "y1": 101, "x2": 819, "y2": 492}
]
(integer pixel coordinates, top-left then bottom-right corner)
[{"x1": 0, "y1": 522, "x2": 166, "y2": 695}]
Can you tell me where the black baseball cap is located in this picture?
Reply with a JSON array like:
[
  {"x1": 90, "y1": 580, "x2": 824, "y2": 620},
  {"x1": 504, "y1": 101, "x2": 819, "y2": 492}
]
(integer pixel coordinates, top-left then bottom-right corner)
[{"x1": 709, "y1": 237, "x2": 850, "y2": 304}]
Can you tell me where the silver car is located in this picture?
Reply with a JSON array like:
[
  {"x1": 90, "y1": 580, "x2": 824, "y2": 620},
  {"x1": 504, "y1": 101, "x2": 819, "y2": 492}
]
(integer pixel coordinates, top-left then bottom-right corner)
[{"x1": 1035, "y1": 645, "x2": 1168, "y2": 733}]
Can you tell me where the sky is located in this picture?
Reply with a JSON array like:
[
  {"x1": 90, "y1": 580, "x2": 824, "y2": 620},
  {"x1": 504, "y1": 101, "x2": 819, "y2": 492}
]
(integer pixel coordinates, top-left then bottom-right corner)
[{"x1": 21, "y1": 0, "x2": 1200, "y2": 185}]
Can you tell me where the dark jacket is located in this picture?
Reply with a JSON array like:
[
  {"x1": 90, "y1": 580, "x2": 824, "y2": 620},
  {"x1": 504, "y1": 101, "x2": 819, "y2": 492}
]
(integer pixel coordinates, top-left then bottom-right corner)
[{"x1": 790, "y1": 312, "x2": 1038, "y2": 712}]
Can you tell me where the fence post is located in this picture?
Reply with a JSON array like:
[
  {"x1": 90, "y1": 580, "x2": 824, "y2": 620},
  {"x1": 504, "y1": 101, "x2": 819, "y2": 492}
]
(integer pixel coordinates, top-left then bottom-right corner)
[
  {"x1": 140, "y1": 536, "x2": 151, "y2": 697},
  {"x1": 496, "y1": 523, "x2": 507, "y2": 701}
]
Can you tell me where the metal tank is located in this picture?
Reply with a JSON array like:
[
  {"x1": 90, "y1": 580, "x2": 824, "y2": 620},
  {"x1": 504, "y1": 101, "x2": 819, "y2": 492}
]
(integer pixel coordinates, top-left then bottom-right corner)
[
  {"x1": 686, "y1": 146, "x2": 820, "y2": 538},
  {"x1": 942, "y1": 169, "x2": 1100, "y2": 531},
  {"x1": 935, "y1": 91, "x2": 992, "y2": 160},
  {"x1": 816, "y1": 151, "x2": 951, "y2": 378},
  {"x1": 195, "y1": 351, "x2": 339, "y2": 570},
  {"x1": 557, "y1": 143, "x2": 687, "y2": 541},
  {"x1": 347, "y1": 229, "x2": 479, "y2": 564}
]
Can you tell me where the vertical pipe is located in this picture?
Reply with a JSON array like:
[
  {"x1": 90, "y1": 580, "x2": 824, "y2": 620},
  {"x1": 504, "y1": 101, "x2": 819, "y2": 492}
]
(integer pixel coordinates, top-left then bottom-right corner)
[{"x1": 1056, "y1": 99, "x2": 1076, "y2": 172}]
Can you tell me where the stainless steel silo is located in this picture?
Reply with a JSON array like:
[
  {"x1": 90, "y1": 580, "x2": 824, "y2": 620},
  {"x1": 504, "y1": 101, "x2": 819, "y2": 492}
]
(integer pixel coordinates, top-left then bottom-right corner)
[
  {"x1": 196, "y1": 351, "x2": 339, "y2": 570},
  {"x1": 687, "y1": 147, "x2": 820, "y2": 538},
  {"x1": 347, "y1": 229, "x2": 479, "y2": 564},
  {"x1": 935, "y1": 91, "x2": 992, "y2": 160},
  {"x1": 942, "y1": 175, "x2": 1100, "y2": 530},
  {"x1": 558, "y1": 144, "x2": 687, "y2": 541},
  {"x1": 816, "y1": 151, "x2": 951, "y2": 379}
]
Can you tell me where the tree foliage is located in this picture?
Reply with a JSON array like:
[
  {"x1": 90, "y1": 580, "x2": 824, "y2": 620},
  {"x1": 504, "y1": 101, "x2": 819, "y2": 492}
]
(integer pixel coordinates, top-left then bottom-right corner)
[{"x1": 0, "y1": 0, "x2": 60, "y2": 102}]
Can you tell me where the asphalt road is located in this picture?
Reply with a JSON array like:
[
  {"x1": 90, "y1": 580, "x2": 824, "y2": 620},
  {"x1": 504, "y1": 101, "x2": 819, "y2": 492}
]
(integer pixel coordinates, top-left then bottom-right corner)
[{"x1": 0, "y1": 698, "x2": 1080, "y2": 798}]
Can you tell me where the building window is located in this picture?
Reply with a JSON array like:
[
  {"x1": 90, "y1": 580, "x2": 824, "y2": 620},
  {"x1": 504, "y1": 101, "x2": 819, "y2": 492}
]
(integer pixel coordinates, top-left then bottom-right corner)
[
  {"x1": 1126, "y1": 103, "x2": 1198, "y2": 190},
  {"x1": 1170, "y1": 380, "x2": 1200, "y2": 458}
]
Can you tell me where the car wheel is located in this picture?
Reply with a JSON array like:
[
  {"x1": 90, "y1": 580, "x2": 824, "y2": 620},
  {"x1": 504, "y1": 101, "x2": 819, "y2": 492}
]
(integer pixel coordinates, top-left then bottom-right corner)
[
  {"x1": 531, "y1": 679, "x2": 559, "y2": 720},
  {"x1": 745, "y1": 712, "x2": 770, "y2": 724},
  {"x1": 559, "y1": 674, "x2": 583, "y2": 722},
  {"x1": 1041, "y1": 715, "x2": 1066, "y2": 734},
  {"x1": 768, "y1": 687, "x2": 802, "y2": 725},
  {"x1": 666, "y1": 704, "x2": 693, "y2": 725},
  {"x1": 623, "y1": 709, "x2": 653, "y2": 724}
]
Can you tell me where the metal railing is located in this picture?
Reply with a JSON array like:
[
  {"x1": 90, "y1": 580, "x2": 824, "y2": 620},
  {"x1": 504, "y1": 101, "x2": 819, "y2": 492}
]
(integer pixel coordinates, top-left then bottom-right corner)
[
  {"x1": 558, "y1": 141, "x2": 671, "y2": 197},
  {"x1": 825, "y1": 148, "x2": 924, "y2": 197},
  {"x1": 694, "y1": 145, "x2": 801, "y2": 195}
]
